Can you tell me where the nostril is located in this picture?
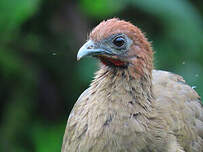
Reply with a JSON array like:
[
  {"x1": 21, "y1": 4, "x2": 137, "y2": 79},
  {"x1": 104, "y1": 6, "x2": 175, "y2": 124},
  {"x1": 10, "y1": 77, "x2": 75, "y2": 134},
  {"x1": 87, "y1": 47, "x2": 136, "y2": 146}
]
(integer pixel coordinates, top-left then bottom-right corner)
[{"x1": 87, "y1": 45, "x2": 94, "y2": 49}]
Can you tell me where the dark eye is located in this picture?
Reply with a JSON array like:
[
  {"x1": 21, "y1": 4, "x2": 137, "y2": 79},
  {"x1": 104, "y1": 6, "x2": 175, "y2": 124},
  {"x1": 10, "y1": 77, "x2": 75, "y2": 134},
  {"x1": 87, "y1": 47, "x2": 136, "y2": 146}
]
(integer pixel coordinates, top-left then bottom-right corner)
[{"x1": 113, "y1": 36, "x2": 125, "y2": 47}]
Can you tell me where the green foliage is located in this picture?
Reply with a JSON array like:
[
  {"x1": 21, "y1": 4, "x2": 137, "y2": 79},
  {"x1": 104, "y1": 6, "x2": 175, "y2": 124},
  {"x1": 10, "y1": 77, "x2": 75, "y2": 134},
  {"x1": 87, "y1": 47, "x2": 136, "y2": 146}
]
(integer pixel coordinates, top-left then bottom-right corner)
[
  {"x1": 79, "y1": 0, "x2": 125, "y2": 18},
  {"x1": 31, "y1": 123, "x2": 64, "y2": 152},
  {"x1": 0, "y1": 0, "x2": 202, "y2": 152},
  {"x1": 0, "y1": 0, "x2": 40, "y2": 42}
]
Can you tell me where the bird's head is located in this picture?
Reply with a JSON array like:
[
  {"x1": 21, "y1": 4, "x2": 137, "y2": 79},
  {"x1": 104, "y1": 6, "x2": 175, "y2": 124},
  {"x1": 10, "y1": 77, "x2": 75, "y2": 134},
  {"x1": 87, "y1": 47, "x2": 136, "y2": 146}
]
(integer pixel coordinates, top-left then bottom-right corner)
[{"x1": 77, "y1": 18, "x2": 153, "y2": 78}]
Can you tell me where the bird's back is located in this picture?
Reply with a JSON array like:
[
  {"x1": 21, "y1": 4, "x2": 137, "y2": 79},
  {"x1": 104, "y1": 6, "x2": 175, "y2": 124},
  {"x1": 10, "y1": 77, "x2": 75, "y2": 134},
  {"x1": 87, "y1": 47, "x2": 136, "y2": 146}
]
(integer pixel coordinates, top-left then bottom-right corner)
[{"x1": 152, "y1": 70, "x2": 203, "y2": 151}]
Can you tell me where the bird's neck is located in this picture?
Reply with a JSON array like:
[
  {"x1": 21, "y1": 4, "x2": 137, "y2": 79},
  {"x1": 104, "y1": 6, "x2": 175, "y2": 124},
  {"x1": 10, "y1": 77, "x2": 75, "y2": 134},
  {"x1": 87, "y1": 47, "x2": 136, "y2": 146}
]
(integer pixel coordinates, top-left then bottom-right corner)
[{"x1": 91, "y1": 65, "x2": 153, "y2": 107}]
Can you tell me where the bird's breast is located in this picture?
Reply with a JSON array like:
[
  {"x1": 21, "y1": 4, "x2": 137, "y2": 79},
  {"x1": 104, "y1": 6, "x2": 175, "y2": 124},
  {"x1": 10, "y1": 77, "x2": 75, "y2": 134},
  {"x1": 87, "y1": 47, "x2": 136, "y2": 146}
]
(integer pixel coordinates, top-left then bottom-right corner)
[{"x1": 64, "y1": 81, "x2": 152, "y2": 152}]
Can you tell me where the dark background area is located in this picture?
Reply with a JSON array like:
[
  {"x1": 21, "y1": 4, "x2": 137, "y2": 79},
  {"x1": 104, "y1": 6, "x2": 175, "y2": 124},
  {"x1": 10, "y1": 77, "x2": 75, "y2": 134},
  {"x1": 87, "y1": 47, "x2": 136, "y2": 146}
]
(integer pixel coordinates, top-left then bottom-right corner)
[{"x1": 0, "y1": 0, "x2": 203, "y2": 151}]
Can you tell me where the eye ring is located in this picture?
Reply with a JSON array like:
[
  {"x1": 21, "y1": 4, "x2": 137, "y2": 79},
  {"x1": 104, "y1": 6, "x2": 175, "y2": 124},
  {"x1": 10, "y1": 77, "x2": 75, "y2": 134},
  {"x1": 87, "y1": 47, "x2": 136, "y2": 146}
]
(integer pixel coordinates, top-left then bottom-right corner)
[{"x1": 113, "y1": 36, "x2": 125, "y2": 47}]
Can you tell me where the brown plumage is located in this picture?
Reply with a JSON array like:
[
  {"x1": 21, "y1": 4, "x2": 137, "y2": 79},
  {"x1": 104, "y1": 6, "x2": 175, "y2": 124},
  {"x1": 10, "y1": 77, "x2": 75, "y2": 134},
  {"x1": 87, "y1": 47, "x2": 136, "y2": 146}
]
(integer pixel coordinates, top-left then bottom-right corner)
[{"x1": 62, "y1": 18, "x2": 203, "y2": 152}]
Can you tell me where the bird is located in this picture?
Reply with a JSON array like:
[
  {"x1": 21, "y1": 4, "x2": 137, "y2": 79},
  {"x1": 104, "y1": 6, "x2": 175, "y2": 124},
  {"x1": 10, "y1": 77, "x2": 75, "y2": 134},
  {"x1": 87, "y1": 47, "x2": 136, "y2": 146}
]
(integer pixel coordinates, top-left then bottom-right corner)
[{"x1": 62, "y1": 18, "x2": 203, "y2": 152}]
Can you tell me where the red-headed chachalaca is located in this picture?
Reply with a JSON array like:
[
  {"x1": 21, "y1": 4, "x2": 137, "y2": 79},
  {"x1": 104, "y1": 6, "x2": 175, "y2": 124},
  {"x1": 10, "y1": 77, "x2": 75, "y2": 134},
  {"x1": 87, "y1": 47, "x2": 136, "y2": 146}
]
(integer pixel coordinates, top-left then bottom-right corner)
[{"x1": 62, "y1": 18, "x2": 203, "y2": 152}]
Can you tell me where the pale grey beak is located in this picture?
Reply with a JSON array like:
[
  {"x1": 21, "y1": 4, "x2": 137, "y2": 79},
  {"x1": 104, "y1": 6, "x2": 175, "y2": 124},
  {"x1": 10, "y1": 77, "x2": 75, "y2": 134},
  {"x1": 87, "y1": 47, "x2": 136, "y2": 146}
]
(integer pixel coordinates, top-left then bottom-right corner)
[{"x1": 77, "y1": 40, "x2": 111, "y2": 60}]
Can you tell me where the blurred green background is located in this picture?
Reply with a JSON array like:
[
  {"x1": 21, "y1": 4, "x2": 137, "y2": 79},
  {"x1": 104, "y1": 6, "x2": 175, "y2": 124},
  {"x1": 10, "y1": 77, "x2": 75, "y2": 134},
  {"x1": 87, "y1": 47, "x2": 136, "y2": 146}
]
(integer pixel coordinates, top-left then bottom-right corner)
[{"x1": 0, "y1": 0, "x2": 202, "y2": 151}]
